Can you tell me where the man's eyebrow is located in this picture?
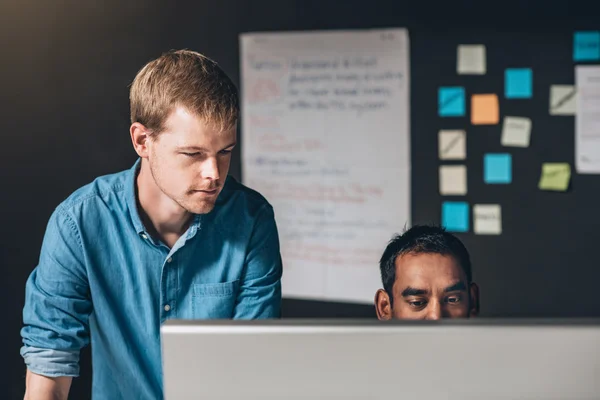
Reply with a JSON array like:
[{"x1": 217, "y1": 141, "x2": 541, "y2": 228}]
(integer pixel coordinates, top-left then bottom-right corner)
[
  {"x1": 176, "y1": 142, "x2": 237, "y2": 152},
  {"x1": 444, "y1": 281, "x2": 467, "y2": 293},
  {"x1": 177, "y1": 145, "x2": 207, "y2": 152},
  {"x1": 401, "y1": 287, "x2": 428, "y2": 297},
  {"x1": 220, "y1": 141, "x2": 237, "y2": 150}
]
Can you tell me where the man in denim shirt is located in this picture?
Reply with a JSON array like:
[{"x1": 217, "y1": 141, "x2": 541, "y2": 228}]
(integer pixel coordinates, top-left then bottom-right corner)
[{"x1": 21, "y1": 50, "x2": 283, "y2": 399}]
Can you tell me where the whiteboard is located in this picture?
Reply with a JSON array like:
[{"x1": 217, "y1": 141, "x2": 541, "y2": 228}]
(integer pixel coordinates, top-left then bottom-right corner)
[
  {"x1": 576, "y1": 65, "x2": 600, "y2": 174},
  {"x1": 240, "y1": 28, "x2": 410, "y2": 303}
]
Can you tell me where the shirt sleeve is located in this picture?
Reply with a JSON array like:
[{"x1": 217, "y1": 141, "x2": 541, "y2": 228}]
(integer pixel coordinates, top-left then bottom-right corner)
[
  {"x1": 21, "y1": 207, "x2": 92, "y2": 377},
  {"x1": 233, "y1": 204, "x2": 283, "y2": 319}
]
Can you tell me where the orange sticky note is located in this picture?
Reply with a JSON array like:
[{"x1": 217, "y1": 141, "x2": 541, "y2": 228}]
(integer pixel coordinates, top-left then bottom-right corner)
[{"x1": 471, "y1": 94, "x2": 499, "y2": 125}]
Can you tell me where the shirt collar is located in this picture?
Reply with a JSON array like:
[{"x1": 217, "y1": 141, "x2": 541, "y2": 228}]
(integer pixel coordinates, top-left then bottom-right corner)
[{"x1": 125, "y1": 158, "x2": 145, "y2": 235}]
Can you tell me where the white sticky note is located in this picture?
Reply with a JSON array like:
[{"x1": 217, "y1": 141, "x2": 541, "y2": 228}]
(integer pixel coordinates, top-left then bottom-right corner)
[
  {"x1": 550, "y1": 85, "x2": 576, "y2": 116},
  {"x1": 439, "y1": 165, "x2": 467, "y2": 195},
  {"x1": 474, "y1": 204, "x2": 502, "y2": 235},
  {"x1": 501, "y1": 116, "x2": 532, "y2": 147},
  {"x1": 457, "y1": 45, "x2": 486, "y2": 75},
  {"x1": 439, "y1": 130, "x2": 466, "y2": 160}
]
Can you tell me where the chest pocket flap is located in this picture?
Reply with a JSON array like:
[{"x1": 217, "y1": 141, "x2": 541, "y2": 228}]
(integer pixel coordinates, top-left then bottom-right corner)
[{"x1": 191, "y1": 280, "x2": 239, "y2": 319}]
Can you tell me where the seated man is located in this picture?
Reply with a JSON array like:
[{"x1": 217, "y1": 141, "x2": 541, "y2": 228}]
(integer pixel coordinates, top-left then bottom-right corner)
[{"x1": 375, "y1": 225, "x2": 479, "y2": 320}]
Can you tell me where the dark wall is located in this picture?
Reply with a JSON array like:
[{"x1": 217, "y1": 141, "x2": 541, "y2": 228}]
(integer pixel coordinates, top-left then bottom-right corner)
[{"x1": 2, "y1": 0, "x2": 600, "y2": 398}]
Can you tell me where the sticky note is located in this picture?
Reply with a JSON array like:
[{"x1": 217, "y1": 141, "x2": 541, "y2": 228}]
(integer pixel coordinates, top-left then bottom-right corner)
[
  {"x1": 501, "y1": 116, "x2": 532, "y2": 147},
  {"x1": 439, "y1": 130, "x2": 466, "y2": 160},
  {"x1": 457, "y1": 45, "x2": 486, "y2": 75},
  {"x1": 574, "y1": 31, "x2": 600, "y2": 62},
  {"x1": 439, "y1": 165, "x2": 467, "y2": 195},
  {"x1": 484, "y1": 153, "x2": 512, "y2": 184},
  {"x1": 505, "y1": 68, "x2": 533, "y2": 99},
  {"x1": 439, "y1": 87, "x2": 465, "y2": 117},
  {"x1": 442, "y1": 201, "x2": 469, "y2": 232},
  {"x1": 473, "y1": 204, "x2": 502, "y2": 235},
  {"x1": 538, "y1": 163, "x2": 571, "y2": 191},
  {"x1": 471, "y1": 94, "x2": 499, "y2": 125},
  {"x1": 550, "y1": 85, "x2": 576, "y2": 116}
]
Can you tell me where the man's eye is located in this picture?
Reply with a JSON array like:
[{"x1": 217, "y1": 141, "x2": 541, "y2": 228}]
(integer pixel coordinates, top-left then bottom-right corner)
[
  {"x1": 218, "y1": 149, "x2": 232, "y2": 155},
  {"x1": 409, "y1": 300, "x2": 427, "y2": 308},
  {"x1": 182, "y1": 152, "x2": 200, "y2": 157},
  {"x1": 446, "y1": 296, "x2": 461, "y2": 304}
]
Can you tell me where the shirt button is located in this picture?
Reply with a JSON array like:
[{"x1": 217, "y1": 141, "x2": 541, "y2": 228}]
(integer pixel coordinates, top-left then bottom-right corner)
[
  {"x1": 164, "y1": 304, "x2": 171, "y2": 312},
  {"x1": 167, "y1": 257, "x2": 173, "y2": 263},
  {"x1": 141, "y1": 234, "x2": 148, "y2": 240}
]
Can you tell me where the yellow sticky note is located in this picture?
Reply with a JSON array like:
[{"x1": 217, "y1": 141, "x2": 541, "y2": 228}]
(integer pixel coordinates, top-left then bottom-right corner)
[
  {"x1": 538, "y1": 163, "x2": 571, "y2": 191},
  {"x1": 471, "y1": 94, "x2": 499, "y2": 125}
]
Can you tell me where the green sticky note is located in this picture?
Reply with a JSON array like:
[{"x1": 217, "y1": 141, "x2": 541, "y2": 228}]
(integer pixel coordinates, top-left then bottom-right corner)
[{"x1": 538, "y1": 163, "x2": 571, "y2": 191}]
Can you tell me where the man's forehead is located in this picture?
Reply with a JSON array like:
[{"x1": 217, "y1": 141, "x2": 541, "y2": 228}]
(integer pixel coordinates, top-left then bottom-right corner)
[
  {"x1": 164, "y1": 106, "x2": 236, "y2": 133},
  {"x1": 160, "y1": 112, "x2": 236, "y2": 147},
  {"x1": 394, "y1": 252, "x2": 466, "y2": 284}
]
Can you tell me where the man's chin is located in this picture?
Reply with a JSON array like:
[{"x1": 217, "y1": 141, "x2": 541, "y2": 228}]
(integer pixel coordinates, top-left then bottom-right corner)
[{"x1": 185, "y1": 201, "x2": 216, "y2": 215}]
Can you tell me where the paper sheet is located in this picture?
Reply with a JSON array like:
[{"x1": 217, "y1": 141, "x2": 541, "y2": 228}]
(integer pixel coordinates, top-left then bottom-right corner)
[
  {"x1": 439, "y1": 130, "x2": 466, "y2": 160},
  {"x1": 484, "y1": 153, "x2": 512, "y2": 184},
  {"x1": 473, "y1": 205, "x2": 502, "y2": 235},
  {"x1": 439, "y1": 165, "x2": 467, "y2": 195},
  {"x1": 550, "y1": 85, "x2": 576, "y2": 116},
  {"x1": 501, "y1": 116, "x2": 532, "y2": 147},
  {"x1": 439, "y1": 87, "x2": 465, "y2": 117},
  {"x1": 442, "y1": 202, "x2": 469, "y2": 233},
  {"x1": 505, "y1": 68, "x2": 533, "y2": 99},
  {"x1": 457, "y1": 45, "x2": 486, "y2": 75},
  {"x1": 471, "y1": 94, "x2": 499, "y2": 125},
  {"x1": 538, "y1": 163, "x2": 571, "y2": 191},
  {"x1": 240, "y1": 29, "x2": 410, "y2": 303},
  {"x1": 573, "y1": 31, "x2": 600, "y2": 62},
  {"x1": 575, "y1": 66, "x2": 600, "y2": 174}
]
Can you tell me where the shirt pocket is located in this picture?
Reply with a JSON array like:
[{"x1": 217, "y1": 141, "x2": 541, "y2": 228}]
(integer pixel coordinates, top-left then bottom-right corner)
[{"x1": 191, "y1": 280, "x2": 239, "y2": 319}]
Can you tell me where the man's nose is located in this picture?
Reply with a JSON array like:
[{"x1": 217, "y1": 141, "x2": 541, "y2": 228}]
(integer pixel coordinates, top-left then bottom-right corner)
[
  {"x1": 424, "y1": 301, "x2": 442, "y2": 320},
  {"x1": 201, "y1": 157, "x2": 220, "y2": 181}
]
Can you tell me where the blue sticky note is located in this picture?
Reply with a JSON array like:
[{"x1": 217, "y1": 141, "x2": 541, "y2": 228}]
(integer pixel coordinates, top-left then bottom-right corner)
[
  {"x1": 574, "y1": 31, "x2": 600, "y2": 61},
  {"x1": 505, "y1": 68, "x2": 532, "y2": 99},
  {"x1": 442, "y1": 202, "x2": 469, "y2": 233},
  {"x1": 484, "y1": 153, "x2": 512, "y2": 184},
  {"x1": 439, "y1": 87, "x2": 465, "y2": 117}
]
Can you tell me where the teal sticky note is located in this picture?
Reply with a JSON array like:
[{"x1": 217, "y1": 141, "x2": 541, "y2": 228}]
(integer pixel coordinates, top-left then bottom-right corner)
[
  {"x1": 442, "y1": 202, "x2": 469, "y2": 232},
  {"x1": 505, "y1": 68, "x2": 532, "y2": 99},
  {"x1": 439, "y1": 87, "x2": 465, "y2": 117},
  {"x1": 484, "y1": 153, "x2": 512, "y2": 184},
  {"x1": 574, "y1": 31, "x2": 600, "y2": 61}
]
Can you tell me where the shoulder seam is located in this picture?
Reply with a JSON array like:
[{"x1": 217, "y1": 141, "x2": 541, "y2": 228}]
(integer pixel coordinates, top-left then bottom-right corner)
[
  {"x1": 60, "y1": 183, "x2": 125, "y2": 211},
  {"x1": 55, "y1": 207, "x2": 84, "y2": 253}
]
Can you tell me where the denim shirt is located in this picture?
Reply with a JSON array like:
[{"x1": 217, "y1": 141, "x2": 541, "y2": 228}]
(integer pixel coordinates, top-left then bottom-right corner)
[{"x1": 21, "y1": 160, "x2": 282, "y2": 399}]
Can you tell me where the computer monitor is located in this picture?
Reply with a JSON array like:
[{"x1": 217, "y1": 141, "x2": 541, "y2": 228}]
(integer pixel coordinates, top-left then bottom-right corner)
[{"x1": 161, "y1": 319, "x2": 600, "y2": 400}]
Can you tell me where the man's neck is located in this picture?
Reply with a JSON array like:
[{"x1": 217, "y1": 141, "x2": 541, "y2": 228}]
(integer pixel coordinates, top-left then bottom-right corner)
[{"x1": 136, "y1": 160, "x2": 192, "y2": 248}]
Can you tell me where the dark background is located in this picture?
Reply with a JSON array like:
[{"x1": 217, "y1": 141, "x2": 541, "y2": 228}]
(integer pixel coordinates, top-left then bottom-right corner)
[{"x1": 2, "y1": 0, "x2": 600, "y2": 398}]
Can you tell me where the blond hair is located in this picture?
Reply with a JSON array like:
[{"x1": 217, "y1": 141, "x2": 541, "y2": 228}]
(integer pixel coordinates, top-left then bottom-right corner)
[{"x1": 130, "y1": 49, "x2": 239, "y2": 136}]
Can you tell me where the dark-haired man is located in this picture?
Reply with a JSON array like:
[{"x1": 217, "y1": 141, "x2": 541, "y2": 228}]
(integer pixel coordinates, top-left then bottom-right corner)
[{"x1": 375, "y1": 225, "x2": 479, "y2": 320}]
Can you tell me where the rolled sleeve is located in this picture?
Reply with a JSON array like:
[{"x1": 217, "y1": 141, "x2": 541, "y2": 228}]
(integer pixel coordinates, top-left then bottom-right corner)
[
  {"x1": 233, "y1": 205, "x2": 283, "y2": 319},
  {"x1": 21, "y1": 207, "x2": 92, "y2": 377},
  {"x1": 20, "y1": 347, "x2": 80, "y2": 377}
]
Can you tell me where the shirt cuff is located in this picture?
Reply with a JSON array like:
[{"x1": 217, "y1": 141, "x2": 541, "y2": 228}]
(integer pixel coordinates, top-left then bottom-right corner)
[{"x1": 21, "y1": 346, "x2": 80, "y2": 377}]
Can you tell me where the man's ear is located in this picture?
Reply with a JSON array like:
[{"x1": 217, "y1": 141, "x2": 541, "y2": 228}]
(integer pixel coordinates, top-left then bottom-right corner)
[
  {"x1": 375, "y1": 289, "x2": 393, "y2": 320},
  {"x1": 469, "y1": 282, "x2": 480, "y2": 317},
  {"x1": 130, "y1": 122, "x2": 152, "y2": 158}
]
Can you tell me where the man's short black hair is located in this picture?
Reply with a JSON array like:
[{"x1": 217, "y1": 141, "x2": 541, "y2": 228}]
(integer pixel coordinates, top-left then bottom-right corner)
[{"x1": 379, "y1": 225, "x2": 472, "y2": 299}]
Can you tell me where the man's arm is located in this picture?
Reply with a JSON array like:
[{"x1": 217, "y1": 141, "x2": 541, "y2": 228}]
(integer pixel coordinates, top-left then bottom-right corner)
[
  {"x1": 21, "y1": 207, "x2": 92, "y2": 397},
  {"x1": 233, "y1": 204, "x2": 282, "y2": 319},
  {"x1": 24, "y1": 370, "x2": 72, "y2": 400}
]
